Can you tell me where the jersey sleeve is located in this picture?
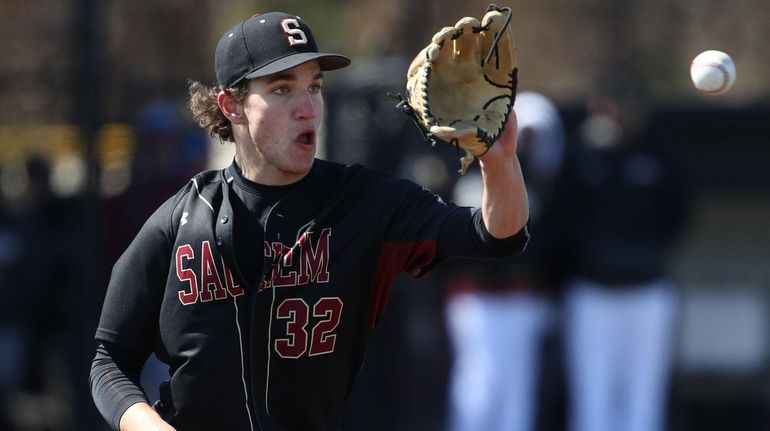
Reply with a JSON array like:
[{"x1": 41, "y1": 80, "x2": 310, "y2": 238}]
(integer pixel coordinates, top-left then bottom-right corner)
[
  {"x1": 437, "y1": 207, "x2": 530, "y2": 259},
  {"x1": 378, "y1": 176, "x2": 527, "y2": 279},
  {"x1": 91, "y1": 191, "x2": 182, "y2": 427},
  {"x1": 378, "y1": 181, "x2": 455, "y2": 276},
  {"x1": 95, "y1": 192, "x2": 181, "y2": 352}
]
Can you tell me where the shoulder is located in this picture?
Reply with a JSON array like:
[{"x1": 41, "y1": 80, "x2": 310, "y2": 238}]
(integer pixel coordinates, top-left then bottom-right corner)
[
  {"x1": 315, "y1": 159, "x2": 429, "y2": 199},
  {"x1": 317, "y1": 159, "x2": 418, "y2": 186},
  {"x1": 190, "y1": 168, "x2": 226, "y2": 198},
  {"x1": 145, "y1": 168, "x2": 226, "y2": 233}
]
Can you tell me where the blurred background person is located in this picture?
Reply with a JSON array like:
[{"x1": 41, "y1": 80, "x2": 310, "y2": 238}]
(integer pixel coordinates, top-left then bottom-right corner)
[
  {"x1": 0, "y1": 169, "x2": 25, "y2": 429},
  {"x1": 553, "y1": 71, "x2": 692, "y2": 431},
  {"x1": 443, "y1": 91, "x2": 566, "y2": 431},
  {"x1": 104, "y1": 100, "x2": 209, "y2": 263},
  {"x1": 0, "y1": 156, "x2": 75, "y2": 429}
]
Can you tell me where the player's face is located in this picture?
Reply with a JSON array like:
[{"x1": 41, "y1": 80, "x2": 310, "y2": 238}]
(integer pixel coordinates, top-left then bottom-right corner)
[{"x1": 240, "y1": 61, "x2": 324, "y2": 185}]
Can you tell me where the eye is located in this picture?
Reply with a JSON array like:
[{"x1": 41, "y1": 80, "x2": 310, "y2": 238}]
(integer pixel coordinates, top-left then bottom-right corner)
[
  {"x1": 273, "y1": 86, "x2": 290, "y2": 95},
  {"x1": 309, "y1": 83, "x2": 322, "y2": 94}
]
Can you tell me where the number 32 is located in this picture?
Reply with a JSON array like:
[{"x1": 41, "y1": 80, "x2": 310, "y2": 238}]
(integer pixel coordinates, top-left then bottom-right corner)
[{"x1": 274, "y1": 297, "x2": 343, "y2": 358}]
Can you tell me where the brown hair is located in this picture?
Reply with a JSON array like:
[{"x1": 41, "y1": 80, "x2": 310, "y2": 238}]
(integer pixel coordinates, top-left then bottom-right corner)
[{"x1": 187, "y1": 80, "x2": 249, "y2": 143}]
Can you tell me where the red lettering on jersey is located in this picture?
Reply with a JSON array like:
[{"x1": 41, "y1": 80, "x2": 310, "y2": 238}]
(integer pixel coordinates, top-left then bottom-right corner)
[
  {"x1": 221, "y1": 258, "x2": 244, "y2": 297},
  {"x1": 309, "y1": 297, "x2": 343, "y2": 356},
  {"x1": 272, "y1": 242, "x2": 298, "y2": 287},
  {"x1": 298, "y1": 228, "x2": 331, "y2": 284},
  {"x1": 196, "y1": 241, "x2": 225, "y2": 302},
  {"x1": 274, "y1": 298, "x2": 309, "y2": 358},
  {"x1": 274, "y1": 297, "x2": 344, "y2": 358},
  {"x1": 176, "y1": 244, "x2": 198, "y2": 305}
]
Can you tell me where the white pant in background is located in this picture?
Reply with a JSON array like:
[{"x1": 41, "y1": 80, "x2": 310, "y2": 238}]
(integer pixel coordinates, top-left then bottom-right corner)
[
  {"x1": 446, "y1": 290, "x2": 552, "y2": 431},
  {"x1": 564, "y1": 279, "x2": 678, "y2": 431}
]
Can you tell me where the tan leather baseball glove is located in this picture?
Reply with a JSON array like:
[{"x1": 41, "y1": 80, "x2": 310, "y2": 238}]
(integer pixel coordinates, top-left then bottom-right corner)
[{"x1": 404, "y1": 4, "x2": 517, "y2": 174}]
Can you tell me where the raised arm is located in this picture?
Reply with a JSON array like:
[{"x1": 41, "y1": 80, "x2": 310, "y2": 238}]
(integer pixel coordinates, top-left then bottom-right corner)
[{"x1": 478, "y1": 112, "x2": 529, "y2": 238}]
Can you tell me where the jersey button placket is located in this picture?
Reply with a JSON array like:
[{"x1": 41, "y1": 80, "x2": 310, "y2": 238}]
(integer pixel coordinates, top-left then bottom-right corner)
[{"x1": 217, "y1": 214, "x2": 229, "y2": 247}]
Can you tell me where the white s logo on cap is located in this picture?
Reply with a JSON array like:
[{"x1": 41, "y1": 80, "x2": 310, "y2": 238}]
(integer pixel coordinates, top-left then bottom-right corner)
[{"x1": 281, "y1": 18, "x2": 308, "y2": 47}]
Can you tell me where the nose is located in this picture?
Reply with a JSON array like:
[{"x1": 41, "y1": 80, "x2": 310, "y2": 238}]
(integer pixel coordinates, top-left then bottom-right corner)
[{"x1": 294, "y1": 90, "x2": 320, "y2": 121}]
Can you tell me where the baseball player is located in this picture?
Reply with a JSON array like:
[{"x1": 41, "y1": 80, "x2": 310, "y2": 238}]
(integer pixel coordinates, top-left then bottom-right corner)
[{"x1": 90, "y1": 10, "x2": 529, "y2": 431}]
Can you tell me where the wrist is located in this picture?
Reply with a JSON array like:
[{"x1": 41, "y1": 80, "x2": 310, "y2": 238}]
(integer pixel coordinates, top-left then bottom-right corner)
[
  {"x1": 479, "y1": 152, "x2": 517, "y2": 175},
  {"x1": 120, "y1": 402, "x2": 175, "y2": 431}
]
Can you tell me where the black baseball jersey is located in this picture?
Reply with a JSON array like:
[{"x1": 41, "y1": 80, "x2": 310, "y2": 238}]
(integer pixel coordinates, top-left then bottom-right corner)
[{"x1": 92, "y1": 158, "x2": 529, "y2": 430}]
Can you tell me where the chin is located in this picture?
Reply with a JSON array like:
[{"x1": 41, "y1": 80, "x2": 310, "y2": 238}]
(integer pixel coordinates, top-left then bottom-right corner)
[{"x1": 286, "y1": 159, "x2": 315, "y2": 176}]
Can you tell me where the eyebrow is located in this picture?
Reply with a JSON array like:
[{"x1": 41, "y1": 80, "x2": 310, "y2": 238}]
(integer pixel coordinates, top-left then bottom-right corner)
[{"x1": 264, "y1": 71, "x2": 324, "y2": 84}]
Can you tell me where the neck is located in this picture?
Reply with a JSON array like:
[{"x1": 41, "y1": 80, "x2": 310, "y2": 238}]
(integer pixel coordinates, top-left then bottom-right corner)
[{"x1": 233, "y1": 153, "x2": 309, "y2": 186}]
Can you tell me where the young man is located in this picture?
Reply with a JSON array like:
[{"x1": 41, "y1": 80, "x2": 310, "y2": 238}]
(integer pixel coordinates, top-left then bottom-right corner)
[{"x1": 90, "y1": 11, "x2": 529, "y2": 431}]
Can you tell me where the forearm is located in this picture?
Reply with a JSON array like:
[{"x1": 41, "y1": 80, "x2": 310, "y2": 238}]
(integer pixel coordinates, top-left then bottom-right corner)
[{"x1": 479, "y1": 154, "x2": 529, "y2": 238}]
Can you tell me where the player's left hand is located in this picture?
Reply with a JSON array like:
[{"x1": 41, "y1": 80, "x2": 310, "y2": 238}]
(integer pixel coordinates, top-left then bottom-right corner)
[{"x1": 475, "y1": 107, "x2": 528, "y2": 238}]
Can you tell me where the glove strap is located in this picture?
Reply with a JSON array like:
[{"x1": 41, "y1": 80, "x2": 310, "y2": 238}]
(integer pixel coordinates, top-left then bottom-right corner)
[
  {"x1": 389, "y1": 92, "x2": 439, "y2": 147},
  {"x1": 482, "y1": 5, "x2": 512, "y2": 67}
]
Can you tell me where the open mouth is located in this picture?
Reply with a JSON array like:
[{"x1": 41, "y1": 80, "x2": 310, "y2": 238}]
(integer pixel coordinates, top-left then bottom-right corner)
[{"x1": 296, "y1": 131, "x2": 315, "y2": 146}]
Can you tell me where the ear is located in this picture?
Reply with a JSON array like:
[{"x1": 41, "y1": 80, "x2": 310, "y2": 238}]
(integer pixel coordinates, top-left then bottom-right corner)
[{"x1": 217, "y1": 90, "x2": 246, "y2": 124}]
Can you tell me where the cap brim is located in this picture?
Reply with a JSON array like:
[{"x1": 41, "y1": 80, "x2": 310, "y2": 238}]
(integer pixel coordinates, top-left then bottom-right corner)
[{"x1": 243, "y1": 52, "x2": 351, "y2": 80}]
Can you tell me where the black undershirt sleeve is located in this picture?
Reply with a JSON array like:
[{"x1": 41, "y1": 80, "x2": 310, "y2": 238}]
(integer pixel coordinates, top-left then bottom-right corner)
[
  {"x1": 437, "y1": 207, "x2": 529, "y2": 259},
  {"x1": 90, "y1": 341, "x2": 150, "y2": 431},
  {"x1": 472, "y1": 208, "x2": 530, "y2": 258}
]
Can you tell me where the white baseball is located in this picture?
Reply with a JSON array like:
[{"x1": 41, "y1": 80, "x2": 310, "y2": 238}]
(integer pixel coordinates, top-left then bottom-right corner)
[{"x1": 690, "y1": 50, "x2": 736, "y2": 95}]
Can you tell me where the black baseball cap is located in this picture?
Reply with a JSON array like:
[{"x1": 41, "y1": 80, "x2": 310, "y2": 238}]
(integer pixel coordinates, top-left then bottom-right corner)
[{"x1": 215, "y1": 12, "x2": 351, "y2": 88}]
